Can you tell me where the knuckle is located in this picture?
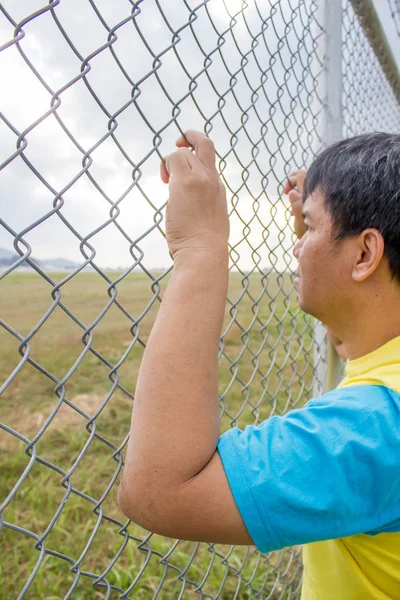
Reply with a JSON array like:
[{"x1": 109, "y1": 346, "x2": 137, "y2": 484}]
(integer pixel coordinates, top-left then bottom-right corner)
[
  {"x1": 167, "y1": 151, "x2": 179, "y2": 163},
  {"x1": 193, "y1": 171, "x2": 208, "y2": 186}
]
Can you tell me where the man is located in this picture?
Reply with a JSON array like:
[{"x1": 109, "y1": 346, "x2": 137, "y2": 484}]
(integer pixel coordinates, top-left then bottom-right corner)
[{"x1": 118, "y1": 131, "x2": 400, "y2": 599}]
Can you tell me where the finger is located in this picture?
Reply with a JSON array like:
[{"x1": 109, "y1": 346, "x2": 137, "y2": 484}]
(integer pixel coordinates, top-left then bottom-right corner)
[
  {"x1": 291, "y1": 171, "x2": 307, "y2": 194},
  {"x1": 284, "y1": 175, "x2": 300, "y2": 194},
  {"x1": 289, "y1": 169, "x2": 307, "y2": 176},
  {"x1": 284, "y1": 170, "x2": 307, "y2": 194},
  {"x1": 160, "y1": 160, "x2": 169, "y2": 184},
  {"x1": 176, "y1": 130, "x2": 216, "y2": 169},
  {"x1": 284, "y1": 179, "x2": 296, "y2": 194},
  {"x1": 284, "y1": 187, "x2": 302, "y2": 207},
  {"x1": 288, "y1": 189, "x2": 302, "y2": 203},
  {"x1": 288, "y1": 190, "x2": 303, "y2": 215},
  {"x1": 164, "y1": 148, "x2": 194, "y2": 178}
]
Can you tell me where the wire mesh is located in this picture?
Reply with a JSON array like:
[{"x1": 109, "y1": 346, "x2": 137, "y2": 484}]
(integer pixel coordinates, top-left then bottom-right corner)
[
  {"x1": 343, "y1": 0, "x2": 400, "y2": 137},
  {"x1": 387, "y1": 0, "x2": 400, "y2": 38},
  {"x1": 0, "y1": 1, "x2": 399, "y2": 599}
]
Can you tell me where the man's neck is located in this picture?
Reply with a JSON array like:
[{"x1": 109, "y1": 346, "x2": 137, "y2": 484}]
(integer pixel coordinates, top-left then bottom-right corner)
[
  {"x1": 329, "y1": 287, "x2": 400, "y2": 361},
  {"x1": 343, "y1": 327, "x2": 400, "y2": 361}
]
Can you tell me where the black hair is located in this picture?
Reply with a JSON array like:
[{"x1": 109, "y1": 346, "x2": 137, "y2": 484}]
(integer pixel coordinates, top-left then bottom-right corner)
[{"x1": 303, "y1": 132, "x2": 400, "y2": 283}]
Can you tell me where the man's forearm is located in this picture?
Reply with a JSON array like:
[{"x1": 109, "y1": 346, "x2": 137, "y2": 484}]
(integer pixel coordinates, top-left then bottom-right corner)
[{"x1": 120, "y1": 249, "x2": 229, "y2": 501}]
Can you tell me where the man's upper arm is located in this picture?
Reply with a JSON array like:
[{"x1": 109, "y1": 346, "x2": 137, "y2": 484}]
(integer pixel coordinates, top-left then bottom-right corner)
[
  {"x1": 121, "y1": 385, "x2": 400, "y2": 550},
  {"x1": 126, "y1": 449, "x2": 254, "y2": 546}
]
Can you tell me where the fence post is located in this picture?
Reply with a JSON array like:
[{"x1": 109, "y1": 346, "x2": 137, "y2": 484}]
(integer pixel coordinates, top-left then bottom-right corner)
[
  {"x1": 313, "y1": 0, "x2": 344, "y2": 396},
  {"x1": 350, "y1": 0, "x2": 400, "y2": 104}
]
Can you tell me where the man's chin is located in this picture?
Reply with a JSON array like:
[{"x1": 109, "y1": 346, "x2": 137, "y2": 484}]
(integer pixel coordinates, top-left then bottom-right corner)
[
  {"x1": 297, "y1": 293, "x2": 316, "y2": 317},
  {"x1": 297, "y1": 297, "x2": 306, "y2": 313}
]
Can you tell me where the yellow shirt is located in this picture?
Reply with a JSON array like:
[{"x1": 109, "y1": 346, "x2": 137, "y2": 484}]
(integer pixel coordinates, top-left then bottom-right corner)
[{"x1": 302, "y1": 336, "x2": 400, "y2": 600}]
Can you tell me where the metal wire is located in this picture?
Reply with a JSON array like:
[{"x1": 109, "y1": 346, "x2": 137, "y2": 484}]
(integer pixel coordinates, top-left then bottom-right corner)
[
  {"x1": 344, "y1": 0, "x2": 400, "y2": 134},
  {"x1": 387, "y1": 0, "x2": 400, "y2": 38},
  {"x1": 1, "y1": 1, "x2": 399, "y2": 598}
]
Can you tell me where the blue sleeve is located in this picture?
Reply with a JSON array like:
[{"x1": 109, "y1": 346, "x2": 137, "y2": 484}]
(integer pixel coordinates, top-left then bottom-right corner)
[{"x1": 217, "y1": 385, "x2": 400, "y2": 553}]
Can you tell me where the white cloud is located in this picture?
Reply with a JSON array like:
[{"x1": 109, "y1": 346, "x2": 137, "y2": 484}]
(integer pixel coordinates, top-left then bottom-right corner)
[{"x1": 2, "y1": 0, "x2": 397, "y2": 274}]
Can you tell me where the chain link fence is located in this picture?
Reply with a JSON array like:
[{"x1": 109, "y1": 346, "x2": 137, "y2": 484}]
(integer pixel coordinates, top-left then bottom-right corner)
[{"x1": 1, "y1": 1, "x2": 399, "y2": 598}]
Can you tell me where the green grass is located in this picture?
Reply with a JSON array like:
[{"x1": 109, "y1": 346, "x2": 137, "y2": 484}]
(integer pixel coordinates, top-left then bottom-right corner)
[{"x1": 0, "y1": 270, "x2": 312, "y2": 599}]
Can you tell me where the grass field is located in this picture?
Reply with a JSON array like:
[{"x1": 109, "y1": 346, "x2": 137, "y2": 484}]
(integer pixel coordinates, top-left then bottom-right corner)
[{"x1": 0, "y1": 270, "x2": 314, "y2": 599}]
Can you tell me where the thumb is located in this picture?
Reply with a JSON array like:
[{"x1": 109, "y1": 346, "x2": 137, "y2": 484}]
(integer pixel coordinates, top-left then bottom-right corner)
[
  {"x1": 288, "y1": 190, "x2": 303, "y2": 214},
  {"x1": 160, "y1": 159, "x2": 169, "y2": 184}
]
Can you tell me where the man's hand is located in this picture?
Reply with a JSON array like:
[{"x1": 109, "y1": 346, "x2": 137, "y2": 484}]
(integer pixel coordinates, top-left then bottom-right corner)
[
  {"x1": 161, "y1": 130, "x2": 229, "y2": 259},
  {"x1": 284, "y1": 169, "x2": 308, "y2": 239}
]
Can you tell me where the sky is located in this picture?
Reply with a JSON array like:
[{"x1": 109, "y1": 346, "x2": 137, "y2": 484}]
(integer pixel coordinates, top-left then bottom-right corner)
[{"x1": 1, "y1": 0, "x2": 399, "y2": 273}]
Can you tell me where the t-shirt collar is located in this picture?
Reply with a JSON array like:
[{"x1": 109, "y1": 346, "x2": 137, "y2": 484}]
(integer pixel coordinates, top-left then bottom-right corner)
[{"x1": 345, "y1": 335, "x2": 400, "y2": 379}]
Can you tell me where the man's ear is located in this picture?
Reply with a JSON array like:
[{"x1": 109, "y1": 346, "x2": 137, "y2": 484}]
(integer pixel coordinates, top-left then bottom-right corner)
[{"x1": 352, "y1": 229, "x2": 385, "y2": 282}]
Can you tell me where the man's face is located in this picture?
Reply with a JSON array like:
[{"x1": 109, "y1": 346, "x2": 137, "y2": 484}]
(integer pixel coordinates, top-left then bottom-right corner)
[{"x1": 293, "y1": 190, "x2": 354, "y2": 323}]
